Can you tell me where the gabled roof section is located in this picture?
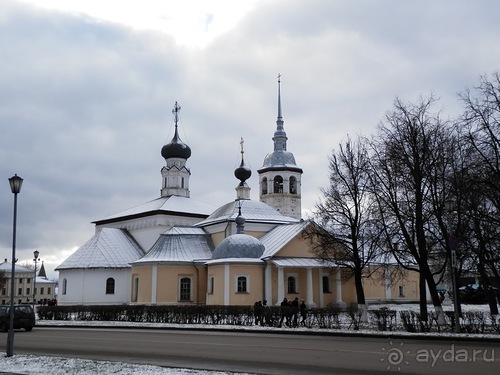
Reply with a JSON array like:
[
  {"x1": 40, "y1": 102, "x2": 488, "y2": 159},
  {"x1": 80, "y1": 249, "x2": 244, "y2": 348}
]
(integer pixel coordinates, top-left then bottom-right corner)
[
  {"x1": 260, "y1": 220, "x2": 311, "y2": 259},
  {"x1": 132, "y1": 226, "x2": 213, "y2": 264},
  {"x1": 93, "y1": 195, "x2": 216, "y2": 225},
  {"x1": 195, "y1": 200, "x2": 298, "y2": 227},
  {"x1": 55, "y1": 228, "x2": 145, "y2": 270}
]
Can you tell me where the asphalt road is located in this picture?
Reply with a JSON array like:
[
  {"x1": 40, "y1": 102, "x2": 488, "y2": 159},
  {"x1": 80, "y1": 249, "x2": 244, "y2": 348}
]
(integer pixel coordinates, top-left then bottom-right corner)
[{"x1": 2, "y1": 328, "x2": 499, "y2": 374}]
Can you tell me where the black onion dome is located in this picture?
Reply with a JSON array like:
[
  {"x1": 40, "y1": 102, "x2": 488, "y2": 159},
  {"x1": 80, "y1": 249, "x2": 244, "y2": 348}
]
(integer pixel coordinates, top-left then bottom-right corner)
[
  {"x1": 161, "y1": 127, "x2": 191, "y2": 160},
  {"x1": 234, "y1": 159, "x2": 251, "y2": 185}
]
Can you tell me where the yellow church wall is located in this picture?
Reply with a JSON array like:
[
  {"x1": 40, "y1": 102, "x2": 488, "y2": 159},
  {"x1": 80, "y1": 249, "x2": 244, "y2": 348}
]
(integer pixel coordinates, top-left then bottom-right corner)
[
  {"x1": 132, "y1": 266, "x2": 152, "y2": 304},
  {"x1": 206, "y1": 264, "x2": 225, "y2": 305},
  {"x1": 274, "y1": 236, "x2": 315, "y2": 258},
  {"x1": 229, "y1": 264, "x2": 264, "y2": 305}
]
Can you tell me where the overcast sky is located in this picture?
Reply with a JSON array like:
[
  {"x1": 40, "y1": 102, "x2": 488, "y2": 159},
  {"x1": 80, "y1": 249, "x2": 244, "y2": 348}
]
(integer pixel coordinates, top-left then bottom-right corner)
[{"x1": 1, "y1": 0, "x2": 499, "y2": 279}]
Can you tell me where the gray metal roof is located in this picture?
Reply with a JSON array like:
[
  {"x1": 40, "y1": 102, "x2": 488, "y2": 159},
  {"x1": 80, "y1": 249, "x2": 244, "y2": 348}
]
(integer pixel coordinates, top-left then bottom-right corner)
[
  {"x1": 132, "y1": 226, "x2": 213, "y2": 264},
  {"x1": 212, "y1": 234, "x2": 265, "y2": 259},
  {"x1": 261, "y1": 150, "x2": 300, "y2": 169},
  {"x1": 260, "y1": 220, "x2": 311, "y2": 259},
  {"x1": 195, "y1": 199, "x2": 298, "y2": 227},
  {"x1": 271, "y1": 257, "x2": 333, "y2": 268},
  {"x1": 55, "y1": 228, "x2": 145, "y2": 270},
  {"x1": 93, "y1": 195, "x2": 216, "y2": 223}
]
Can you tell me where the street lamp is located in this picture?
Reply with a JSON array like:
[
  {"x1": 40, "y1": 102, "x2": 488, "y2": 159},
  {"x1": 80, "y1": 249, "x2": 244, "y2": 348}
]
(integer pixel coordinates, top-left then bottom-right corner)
[
  {"x1": 445, "y1": 200, "x2": 461, "y2": 333},
  {"x1": 6, "y1": 174, "x2": 23, "y2": 357},
  {"x1": 33, "y1": 250, "x2": 40, "y2": 309}
]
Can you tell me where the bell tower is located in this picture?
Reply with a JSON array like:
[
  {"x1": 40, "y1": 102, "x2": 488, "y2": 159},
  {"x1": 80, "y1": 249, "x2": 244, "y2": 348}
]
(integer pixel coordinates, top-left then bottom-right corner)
[
  {"x1": 258, "y1": 76, "x2": 303, "y2": 219},
  {"x1": 160, "y1": 102, "x2": 192, "y2": 198}
]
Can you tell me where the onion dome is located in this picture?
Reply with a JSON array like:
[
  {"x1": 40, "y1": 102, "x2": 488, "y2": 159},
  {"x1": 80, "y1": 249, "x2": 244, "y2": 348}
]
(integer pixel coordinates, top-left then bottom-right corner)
[
  {"x1": 161, "y1": 102, "x2": 191, "y2": 160},
  {"x1": 212, "y1": 234, "x2": 265, "y2": 260},
  {"x1": 234, "y1": 137, "x2": 251, "y2": 185}
]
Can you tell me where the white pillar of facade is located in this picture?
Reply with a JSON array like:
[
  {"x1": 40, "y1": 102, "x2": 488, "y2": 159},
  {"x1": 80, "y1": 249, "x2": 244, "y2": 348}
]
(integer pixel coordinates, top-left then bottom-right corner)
[
  {"x1": 151, "y1": 264, "x2": 157, "y2": 304},
  {"x1": 335, "y1": 268, "x2": 344, "y2": 303},
  {"x1": 224, "y1": 264, "x2": 230, "y2": 306},
  {"x1": 265, "y1": 262, "x2": 273, "y2": 304},
  {"x1": 318, "y1": 271, "x2": 324, "y2": 308},
  {"x1": 306, "y1": 267, "x2": 315, "y2": 307},
  {"x1": 277, "y1": 266, "x2": 284, "y2": 305}
]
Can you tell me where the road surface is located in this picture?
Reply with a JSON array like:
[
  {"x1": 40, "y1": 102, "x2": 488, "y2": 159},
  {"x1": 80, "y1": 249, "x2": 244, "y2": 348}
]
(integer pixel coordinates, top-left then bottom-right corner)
[{"x1": 2, "y1": 327, "x2": 499, "y2": 374}]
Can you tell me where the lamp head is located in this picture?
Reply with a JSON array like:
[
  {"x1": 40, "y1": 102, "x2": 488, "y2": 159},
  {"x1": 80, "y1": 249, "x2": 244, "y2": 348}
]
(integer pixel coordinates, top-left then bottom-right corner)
[
  {"x1": 33, "y1": 250, "x2": 39, "y2": 260},
  {"x1": 8, "y1": 174, "x2": 23, "y2": 194}
]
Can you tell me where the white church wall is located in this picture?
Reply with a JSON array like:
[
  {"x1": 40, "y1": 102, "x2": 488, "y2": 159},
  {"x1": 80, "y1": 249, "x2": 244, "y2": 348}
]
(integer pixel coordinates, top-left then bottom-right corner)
[{"x1": 57, "y1": 268, "x2": 131, "y2": 305}]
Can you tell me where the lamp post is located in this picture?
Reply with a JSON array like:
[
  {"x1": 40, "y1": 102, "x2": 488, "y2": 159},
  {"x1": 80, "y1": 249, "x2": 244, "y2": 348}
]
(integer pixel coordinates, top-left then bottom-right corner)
[
  {"x1": 6, "y1": 174, "x2": 23, "y2": 357},
  {"x1": 445, "y1": 200, "x2": 461, "y2": 333},
  {"x1": 33, "y1": 250, "x2": 39, "y2": 309}
]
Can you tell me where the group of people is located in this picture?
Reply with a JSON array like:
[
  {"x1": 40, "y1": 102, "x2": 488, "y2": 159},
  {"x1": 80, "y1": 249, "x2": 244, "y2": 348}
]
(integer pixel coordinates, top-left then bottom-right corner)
[{"x1": 253, "y1": 297, "x2": 308, "y2": 327}]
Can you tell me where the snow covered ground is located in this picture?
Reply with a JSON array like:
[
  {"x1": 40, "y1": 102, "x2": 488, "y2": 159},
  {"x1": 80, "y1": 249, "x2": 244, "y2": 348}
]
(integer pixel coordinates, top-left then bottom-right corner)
[{"x1": 1, "y1": 303, "x2": 497, "y2": 374}]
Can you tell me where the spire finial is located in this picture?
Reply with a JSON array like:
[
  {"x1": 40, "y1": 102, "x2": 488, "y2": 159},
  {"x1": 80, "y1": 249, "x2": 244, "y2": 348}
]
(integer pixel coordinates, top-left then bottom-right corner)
[
  {"x1": 240, "y1": 137, "x2": 245, "y2": 161},
  {"x1": 277, "y1": 74, "x2": 282, "y2": 121},
  {"x1": 172, "y1": 101, "x2": 181, "y2": 128}
]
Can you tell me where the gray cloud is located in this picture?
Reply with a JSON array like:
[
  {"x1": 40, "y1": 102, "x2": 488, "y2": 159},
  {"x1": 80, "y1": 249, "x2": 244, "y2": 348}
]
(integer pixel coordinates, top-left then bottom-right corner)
[{"x1": 1, "y1": 0, "x2": 499, "y2": 278}]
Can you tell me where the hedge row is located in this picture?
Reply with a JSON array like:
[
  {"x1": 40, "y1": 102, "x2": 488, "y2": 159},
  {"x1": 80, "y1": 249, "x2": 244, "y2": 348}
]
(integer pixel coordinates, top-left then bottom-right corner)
[{"x1": 36, "y1": 305, "x2": 500, "y2": 334}]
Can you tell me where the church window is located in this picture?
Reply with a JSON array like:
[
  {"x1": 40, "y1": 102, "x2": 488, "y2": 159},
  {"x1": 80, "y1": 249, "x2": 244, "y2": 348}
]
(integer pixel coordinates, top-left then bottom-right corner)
[
  {"x1": 132, "y1": 276, "x2": 139, "y2": 303},
  {"x1": 261, "y1": 177, "x2": 268, "y2": 195},
  {"x1": 237, "y1": 276, "x2": 248, "y2": 293},
  {"x1": 290, "y1": 176, "x2": 297, "y2": 194},
  {"x1": 208, "y1": 276, "x2": 214, "y2": 294},
  {"x1": 322, "y1": 276, "x2": 331, "y2": 293},
  {"x1": 287, "y1": 275, "x2": 298, "y2": 293},
  {"x1": 40, "y1": 287, "x2": 45, "y2": 295},
  {"x1": 106, "y1": 278, "x2": 115, "y2": 295},
  {"x1": 181, "y1": 177, "x2": 185, "y2": 188},
  {"x1": 48, "y1": 287, "x2": 51, "y2": 295},
  {"x1": 179, "y1": 277, "x2": 192, "y2": 301},
  {"x1": 399, "y1": 285, "x2": 405, "y2": 297},
  {"x1": 273, "y1": 176, "x2": 283, "y2": 193},
  {"x1": 62, "y1": 279, "x2": 67, "y2": 295}
]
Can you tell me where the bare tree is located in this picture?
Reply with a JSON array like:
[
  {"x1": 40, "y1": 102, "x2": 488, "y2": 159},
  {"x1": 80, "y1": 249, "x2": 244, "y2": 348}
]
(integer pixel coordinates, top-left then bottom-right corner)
[
  {"x1": 304, "y1": 135, "x2": 382, "y2": 314},
  {"x1": 367, "y1": 95, "x2": 452, "y2": 323},
  {"x1": 458, "y1": 72, "x2": 500, "y2": 312},
  {"x1": 0, "y1": 270, "x2": 6, "y2": 290}
]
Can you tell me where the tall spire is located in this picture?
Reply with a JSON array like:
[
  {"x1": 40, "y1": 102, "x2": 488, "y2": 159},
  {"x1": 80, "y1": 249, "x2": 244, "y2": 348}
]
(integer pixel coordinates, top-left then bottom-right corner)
[
  {"x1": 273, "y1": 74, "x2": 287, "y2": 152},
  {"x1": 277, "y1": 74, "x2": 283, "y2": 122}
]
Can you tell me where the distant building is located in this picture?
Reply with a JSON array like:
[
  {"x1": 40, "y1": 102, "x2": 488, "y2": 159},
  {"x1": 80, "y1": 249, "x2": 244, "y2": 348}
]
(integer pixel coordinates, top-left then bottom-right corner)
[
  {"x1": 0, "y1": 259, "x2": 56, "y2": 305},
  {"x1": 56, "y1": 78, "x2": 420, "y2": 307}
]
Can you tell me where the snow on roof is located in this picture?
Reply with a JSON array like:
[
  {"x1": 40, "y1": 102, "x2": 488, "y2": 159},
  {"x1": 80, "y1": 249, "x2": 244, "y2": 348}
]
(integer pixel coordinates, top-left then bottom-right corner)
[
  {"x1": 205, "y1": 257, "x2": 265, "y2": 265},
  {"x1": 55, "y1": 228, "x2": 145, "y2": 270},
  {"x1": 271, "y1": 257, "x2": 332, "y2": 268},
  {"x1": 195, "y1": 199, "x2": 298, "y2": 227},
  {"x1": 132, "y1": 227, "x2": 213, "y2": 264},
  {"x1": 0, "y1": 261, "x2": 32, "y2": 273},
  {"x1": 93, "y1": 196, "x2": 216, "y2": 223},
  {"x1": 260, "y1": 220, "x2": 311, "y2": 259}
]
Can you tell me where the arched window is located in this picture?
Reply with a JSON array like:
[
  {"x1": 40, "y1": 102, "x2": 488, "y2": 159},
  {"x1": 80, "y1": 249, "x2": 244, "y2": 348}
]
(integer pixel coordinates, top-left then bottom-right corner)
[
  {"x1": 106, "y1": 277, "x2": 115, "y2": 294},
  {"x1": 289, "y1": 176, "x2": 297, "y2": 194},
  {"x1": 179, "y1": 277, "x2": 191, "y2": 301},
  {"x1": 62, "y1": 278, "x2": 67, "y2": 295},
  {"x1": 237, "y1": 276, "x2": 248, "y2": 293},
  {"x1": 273, "y1": 176, "x2": 283, "y2": 193},
  {"x1": 287, "y1": 276, "x2": 297, "y2": 293},
  {"x1": 261, "y1": 177, "x2": 268, "y2": 195}
]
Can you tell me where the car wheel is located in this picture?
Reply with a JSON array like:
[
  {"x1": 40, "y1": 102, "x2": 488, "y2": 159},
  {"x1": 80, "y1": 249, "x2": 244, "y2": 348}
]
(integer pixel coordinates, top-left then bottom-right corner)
[
  {"x1": 0, "y1": 322, "x2": 7, "y2": 332},
  {"x1": 25, "y1": 326, "x2": 33, "y2": 332}
]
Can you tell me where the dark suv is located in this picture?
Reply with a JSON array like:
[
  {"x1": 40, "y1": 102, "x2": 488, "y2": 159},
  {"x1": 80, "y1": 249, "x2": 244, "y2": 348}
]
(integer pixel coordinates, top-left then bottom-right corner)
[{"x1": 0, "y1": 304, "x2": 36, "y2": 332}]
